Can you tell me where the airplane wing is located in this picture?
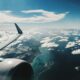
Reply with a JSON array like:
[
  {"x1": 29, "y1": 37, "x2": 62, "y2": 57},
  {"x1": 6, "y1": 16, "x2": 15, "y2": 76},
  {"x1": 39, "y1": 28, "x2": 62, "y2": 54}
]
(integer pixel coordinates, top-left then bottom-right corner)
[{"x1": 0, "y1": 23, "x2": 23, "y2": 50}]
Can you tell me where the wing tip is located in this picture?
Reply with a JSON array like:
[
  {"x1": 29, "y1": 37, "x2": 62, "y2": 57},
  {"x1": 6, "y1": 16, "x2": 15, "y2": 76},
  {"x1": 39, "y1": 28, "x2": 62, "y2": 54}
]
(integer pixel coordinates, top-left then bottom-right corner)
[{"x1": 15, "y1": 23, "x2": 23, "y2": 34}]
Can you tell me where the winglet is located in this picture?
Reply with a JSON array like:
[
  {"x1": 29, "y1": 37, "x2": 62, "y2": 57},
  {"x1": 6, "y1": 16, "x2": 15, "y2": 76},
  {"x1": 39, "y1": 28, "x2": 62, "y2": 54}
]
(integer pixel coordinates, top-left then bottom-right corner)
[{"x1": 15, "y1": 23, "x2": 23, "y2": 34}]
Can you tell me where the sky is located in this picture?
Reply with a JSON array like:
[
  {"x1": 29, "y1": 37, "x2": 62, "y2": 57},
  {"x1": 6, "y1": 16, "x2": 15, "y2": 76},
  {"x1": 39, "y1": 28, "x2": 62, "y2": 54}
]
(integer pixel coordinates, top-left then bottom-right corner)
[{"x1": 0, "y1": 0, "x2": 80, "y2": 29}]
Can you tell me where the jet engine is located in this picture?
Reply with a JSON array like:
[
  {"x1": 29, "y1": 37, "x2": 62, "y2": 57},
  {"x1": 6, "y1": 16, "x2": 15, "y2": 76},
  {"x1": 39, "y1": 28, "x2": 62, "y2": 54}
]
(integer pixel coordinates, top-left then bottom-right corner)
[{"x1": 0, "y1": 58, "x2": 33, "y2": 80}]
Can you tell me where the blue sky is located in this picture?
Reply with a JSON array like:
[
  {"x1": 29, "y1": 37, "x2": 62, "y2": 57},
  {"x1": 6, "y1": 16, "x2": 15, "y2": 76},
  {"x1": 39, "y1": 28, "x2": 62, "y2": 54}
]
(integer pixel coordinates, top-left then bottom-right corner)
[{"x1": 0, "y1": 0, "x2": 80, "y2": 28}]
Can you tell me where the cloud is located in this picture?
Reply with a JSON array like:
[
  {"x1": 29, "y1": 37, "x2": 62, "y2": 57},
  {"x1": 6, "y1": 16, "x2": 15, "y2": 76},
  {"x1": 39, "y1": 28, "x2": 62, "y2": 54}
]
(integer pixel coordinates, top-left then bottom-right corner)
[
  {"x1": 40, "y1": 37, "x2": 53, "y2": 43},
  {"x1": 59, "y1": 37, "x2": 68, "y2": 42},
  {"x1": 72, "y1": 49, "x2": 80, "y2": 55},
  {"x1": 0, "y1": 31, "x2": 8, "y2": 41},
  {"x1": 66, "y1": 42, "x2": 76, "y2": 48},
  {"x1": 0, "y1": 9, "x2": 69, "y2": 23},
  {"x1": 41, "y1": 37, "x2": 59, "y2": 48},
  {"x1": 41, "y1": 42, "x2": 59, "y2": 48}
]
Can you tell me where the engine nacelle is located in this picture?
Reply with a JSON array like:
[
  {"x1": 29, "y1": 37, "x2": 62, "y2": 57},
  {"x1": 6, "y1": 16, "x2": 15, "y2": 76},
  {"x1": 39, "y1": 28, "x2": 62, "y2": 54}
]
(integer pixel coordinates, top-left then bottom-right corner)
[{"x1": 0, "y1": 58, "x2": 33, "y2": 80}]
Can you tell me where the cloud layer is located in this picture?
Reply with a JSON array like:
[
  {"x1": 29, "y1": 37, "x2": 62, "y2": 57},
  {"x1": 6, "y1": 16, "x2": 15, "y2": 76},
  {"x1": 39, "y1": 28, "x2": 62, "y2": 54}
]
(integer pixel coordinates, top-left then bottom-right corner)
[{"x1": 0, "y1": 10, "x2": 68, "y2": 23}]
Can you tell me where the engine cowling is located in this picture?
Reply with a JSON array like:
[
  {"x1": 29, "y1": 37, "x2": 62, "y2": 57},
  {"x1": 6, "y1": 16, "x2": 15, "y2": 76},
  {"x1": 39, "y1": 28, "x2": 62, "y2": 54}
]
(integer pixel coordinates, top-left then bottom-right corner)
[{"x1": 0, "y1": 58, "x2": 33, "y2": 80}]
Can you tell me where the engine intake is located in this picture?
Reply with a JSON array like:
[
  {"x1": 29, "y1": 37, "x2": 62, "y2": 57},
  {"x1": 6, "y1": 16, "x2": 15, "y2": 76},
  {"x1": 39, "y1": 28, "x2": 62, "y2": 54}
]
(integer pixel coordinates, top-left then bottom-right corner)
[{"x1": 0, "y1": 58, "x2": 33, "y2": 80}]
